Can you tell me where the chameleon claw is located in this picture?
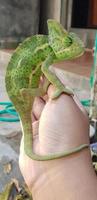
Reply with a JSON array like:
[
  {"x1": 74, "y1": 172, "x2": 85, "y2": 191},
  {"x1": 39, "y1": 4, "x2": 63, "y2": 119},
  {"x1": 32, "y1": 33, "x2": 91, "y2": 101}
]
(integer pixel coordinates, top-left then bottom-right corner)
[{"x1": 51, "y1": 87, "x2": 73, "y2": 99}]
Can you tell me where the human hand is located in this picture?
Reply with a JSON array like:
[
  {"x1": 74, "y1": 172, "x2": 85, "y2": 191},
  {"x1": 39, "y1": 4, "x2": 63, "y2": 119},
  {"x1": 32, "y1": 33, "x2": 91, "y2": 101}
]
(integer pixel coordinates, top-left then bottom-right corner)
[{"x1": 19, "y1": 68, "x2": 90, "y2": 200}]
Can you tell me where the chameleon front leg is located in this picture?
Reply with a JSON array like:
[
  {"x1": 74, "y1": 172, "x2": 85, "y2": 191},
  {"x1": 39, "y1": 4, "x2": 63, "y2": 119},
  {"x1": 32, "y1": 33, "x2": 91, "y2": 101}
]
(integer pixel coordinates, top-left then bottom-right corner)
[{"x1": 41, "y1": 54, "x2": 73, "y2": 99}]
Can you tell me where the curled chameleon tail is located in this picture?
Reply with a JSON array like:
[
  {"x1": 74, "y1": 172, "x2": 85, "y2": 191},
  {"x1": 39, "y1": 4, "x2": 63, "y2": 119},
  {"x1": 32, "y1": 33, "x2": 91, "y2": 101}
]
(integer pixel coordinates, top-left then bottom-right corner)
[{"x1": 5, "y1": 19, "x2": 88, "y2": 161}]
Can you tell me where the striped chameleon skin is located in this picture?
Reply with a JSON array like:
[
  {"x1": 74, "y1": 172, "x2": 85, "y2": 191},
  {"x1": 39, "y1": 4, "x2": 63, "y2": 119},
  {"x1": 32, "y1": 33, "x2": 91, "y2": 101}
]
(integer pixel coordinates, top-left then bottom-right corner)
[{"x1": 5, "y1": 19, "x2": 88, "y2": 161}]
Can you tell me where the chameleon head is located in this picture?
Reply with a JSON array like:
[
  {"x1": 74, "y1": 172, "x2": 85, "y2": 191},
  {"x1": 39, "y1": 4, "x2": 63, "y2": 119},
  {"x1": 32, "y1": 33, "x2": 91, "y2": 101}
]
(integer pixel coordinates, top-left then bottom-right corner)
[{"x1": 47, "y1": 19, "x2": 85, "y2": 60}]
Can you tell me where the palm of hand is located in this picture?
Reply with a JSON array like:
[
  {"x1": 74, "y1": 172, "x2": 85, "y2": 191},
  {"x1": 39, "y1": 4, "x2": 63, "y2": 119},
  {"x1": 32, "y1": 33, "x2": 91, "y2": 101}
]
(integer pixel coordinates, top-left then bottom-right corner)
[{"x1": 19, "y1": 85, "x2": 89, "y2": 196}]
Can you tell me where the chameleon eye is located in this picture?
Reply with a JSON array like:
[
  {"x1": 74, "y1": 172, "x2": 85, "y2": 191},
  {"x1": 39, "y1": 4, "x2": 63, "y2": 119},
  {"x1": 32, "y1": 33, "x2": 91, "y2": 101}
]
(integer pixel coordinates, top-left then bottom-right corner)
[
  {"x1": 68, "y1": 36, "x2": 72, "y2": 44},
  {"x1": 63, "y1": 36, "x2": 72, "y2": 47}
]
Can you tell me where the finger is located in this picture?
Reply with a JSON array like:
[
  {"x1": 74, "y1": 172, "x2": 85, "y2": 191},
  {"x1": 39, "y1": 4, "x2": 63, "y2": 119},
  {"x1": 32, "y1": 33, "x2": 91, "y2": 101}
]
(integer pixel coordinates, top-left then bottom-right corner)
[
  {"x1": 32, "y1": 113, "x2": 36, "y2": 123},
  {"x1": 33, "y1": 97, "x2": 45, "y2": 120},
  {"x1": 43, "y1": 94, "x2": 48, "y2": 101},
  {"x1": 47, "y1": 84, "x2": 56, "y2": 98},
  {"x1": 32, "y1": 120, "x2": 39, "y2": 136}
]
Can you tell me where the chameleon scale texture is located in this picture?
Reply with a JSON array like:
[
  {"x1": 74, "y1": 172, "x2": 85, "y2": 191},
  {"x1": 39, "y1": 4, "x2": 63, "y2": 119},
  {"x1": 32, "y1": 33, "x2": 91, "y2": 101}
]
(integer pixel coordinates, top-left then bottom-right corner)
[{"x1": 5, "y1": 19, "x2": 89, "y2": 161}]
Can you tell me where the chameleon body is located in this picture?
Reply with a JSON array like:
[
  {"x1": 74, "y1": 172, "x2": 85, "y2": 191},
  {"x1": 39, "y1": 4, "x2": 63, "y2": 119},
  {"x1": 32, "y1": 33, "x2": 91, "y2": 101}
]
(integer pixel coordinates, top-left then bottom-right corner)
[{"x1": 5, "y1": 20, "x2": 89, "y2": 161}]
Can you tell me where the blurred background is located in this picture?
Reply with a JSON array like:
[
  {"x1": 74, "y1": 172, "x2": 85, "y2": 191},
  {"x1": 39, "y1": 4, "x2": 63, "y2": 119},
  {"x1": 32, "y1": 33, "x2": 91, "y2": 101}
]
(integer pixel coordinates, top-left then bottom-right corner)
[
  {"x1": 0, "y1": 0, "x2": 97, "y2": 49},
  {"x1": 0, "y1": 0, "x2": 97, "y2": 194}
]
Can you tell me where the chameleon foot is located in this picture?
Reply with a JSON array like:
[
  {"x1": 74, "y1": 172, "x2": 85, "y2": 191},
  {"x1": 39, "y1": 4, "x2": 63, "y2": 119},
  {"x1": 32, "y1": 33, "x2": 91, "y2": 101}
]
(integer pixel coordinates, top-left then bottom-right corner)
[
  {"x1": 51, "y1": 87, "x2": 73, "y2": 99},
  {"x1": 20, "y1": 88, "x2": 45, "y2": 98}
]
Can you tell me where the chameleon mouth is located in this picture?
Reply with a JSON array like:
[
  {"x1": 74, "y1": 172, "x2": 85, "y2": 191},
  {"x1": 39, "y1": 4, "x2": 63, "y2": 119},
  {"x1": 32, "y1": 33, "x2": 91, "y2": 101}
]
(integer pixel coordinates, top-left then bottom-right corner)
[{"x1": 55, "y1": 46, "x2": 85, "y2": 61}]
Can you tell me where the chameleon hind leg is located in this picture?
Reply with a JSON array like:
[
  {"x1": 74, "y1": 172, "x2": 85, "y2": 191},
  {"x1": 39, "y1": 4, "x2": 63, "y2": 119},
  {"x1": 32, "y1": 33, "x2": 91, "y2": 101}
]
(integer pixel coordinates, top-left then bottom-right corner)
[
  {"x1": 20, "y1": 62, "x2": 50, "y2": 101},
  {"x1": 42, "y1": 55, "x2": 73, "y2": 99},
  {"x1": 20, "y1": 78, "x2": 50, "y2": 101},
  {"x1": 20, "y1": 87, "x2": 45, "y2": 99}
]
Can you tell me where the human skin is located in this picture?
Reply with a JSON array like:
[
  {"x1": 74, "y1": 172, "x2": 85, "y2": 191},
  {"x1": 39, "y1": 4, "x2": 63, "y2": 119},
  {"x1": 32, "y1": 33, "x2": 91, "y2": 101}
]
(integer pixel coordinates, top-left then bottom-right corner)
[{"x1": 19, "y1": 69, "x2": 97, "y2": 200}]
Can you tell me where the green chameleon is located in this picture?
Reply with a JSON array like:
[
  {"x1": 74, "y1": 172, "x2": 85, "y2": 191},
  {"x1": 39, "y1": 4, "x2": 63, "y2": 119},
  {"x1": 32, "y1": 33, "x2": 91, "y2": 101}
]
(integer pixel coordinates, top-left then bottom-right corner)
[{"x1": 5, "y1": 19, "x2": 89, "y2": 161}]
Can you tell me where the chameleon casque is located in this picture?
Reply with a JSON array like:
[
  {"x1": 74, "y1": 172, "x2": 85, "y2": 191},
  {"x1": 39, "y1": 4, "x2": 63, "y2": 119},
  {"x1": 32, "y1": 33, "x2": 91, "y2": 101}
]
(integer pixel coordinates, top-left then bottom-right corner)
[{"x1": 5, "y1": 19, "x2": 89, "y2": 161}]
